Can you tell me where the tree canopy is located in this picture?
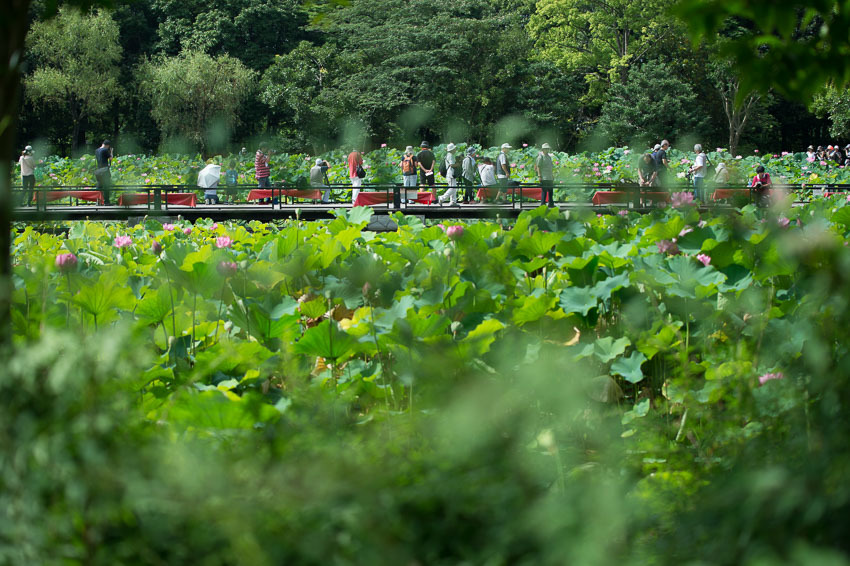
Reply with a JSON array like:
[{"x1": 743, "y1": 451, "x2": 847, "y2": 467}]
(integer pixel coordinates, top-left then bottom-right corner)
[
  {"x1": 141, "y1": 50, "x2": 255, "y2": 153},
  {"x1": 25, "y1": 7, "x2": 122, "y2": 150},
  {"x1": 5, "y1": 0, "x2": 843, "y2": 156}
]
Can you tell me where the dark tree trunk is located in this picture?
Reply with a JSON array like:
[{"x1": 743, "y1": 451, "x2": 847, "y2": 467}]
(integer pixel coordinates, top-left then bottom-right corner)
[{"x1": 0, "y1": 0, "x2": 32, "y2": 347}]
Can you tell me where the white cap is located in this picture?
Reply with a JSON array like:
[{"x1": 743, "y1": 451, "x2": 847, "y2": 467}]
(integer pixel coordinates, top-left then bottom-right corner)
[
  {"x1": 405, "y1": 145, "x2": 414, "y2": 155},
  {"x1": 24, "y1": 145, "x2": 32, "y2": 151},
  {"x1": 501, "y1": 143, "x2": 512, "y2": 150},
  {"x1": 316, "y1": 158, "x2": 323, "y2": 165},
  {"x1": 446, "y1": 143, "x2": 456, "y2": 152},
  {"x1": 541, "y1": 143, "x2": 551, "y2": 149}
]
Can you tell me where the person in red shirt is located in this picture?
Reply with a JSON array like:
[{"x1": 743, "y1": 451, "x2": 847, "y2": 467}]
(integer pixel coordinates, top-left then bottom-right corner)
[
  {"x1": 750, "y1": 165, "x2": 772, "y2": 206},
  {"x1": 347, "y1": 148, "x2": 364, "y2": 203}
]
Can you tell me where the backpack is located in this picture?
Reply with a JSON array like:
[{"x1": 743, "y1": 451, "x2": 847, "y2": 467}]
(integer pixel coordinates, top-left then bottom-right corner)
[
  {"x1": 402, "y1": 154, "x2": 416, "y2": 174},
  {"x1": 439, "y1": 156, "x2": 448, "y2": 177}
]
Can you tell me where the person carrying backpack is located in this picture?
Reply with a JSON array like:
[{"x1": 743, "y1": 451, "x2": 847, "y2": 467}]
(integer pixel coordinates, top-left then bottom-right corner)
[{"x1": 400, "y1": 146, "x2": 418, "y2": 204}]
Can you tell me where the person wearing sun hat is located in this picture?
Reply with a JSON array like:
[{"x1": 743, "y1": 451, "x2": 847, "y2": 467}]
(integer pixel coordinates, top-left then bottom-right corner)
[
  {"x1": 18, "y1": 145, "x2": 35, "y2": 206},
  {"x1": 310, "y1": 157, "x2": 330, "y2": 203},
  {"x1": 535, "y1": 143, "x2": 555, "y2": 207},
  {"x1": 496, "y1": 142, "x2": 512, "y2": 201},
  {"x1": 438, "y1": 142, "x2": 460, "y2": 206}
]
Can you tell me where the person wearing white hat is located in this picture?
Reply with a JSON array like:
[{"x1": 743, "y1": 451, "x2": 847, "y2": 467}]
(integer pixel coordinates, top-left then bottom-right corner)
[
  {"x1": 438, "y1": 143, "x2": 460, "y2": 206},
  {"x1": 713, "y1": 161, "x2": 730, "y2": 185},
  {"x1": 311, "y1": 157, "x2": 331, "y2": 203},
  {"x1": 535, "y1": 143, "x2": 555, "y2": 207},
  {"x1": 18, "y1": 145, "x2": 35, "y2": 206},
  {"x1": 497, "y1": 143, "x2": 512, "y2": 201}
]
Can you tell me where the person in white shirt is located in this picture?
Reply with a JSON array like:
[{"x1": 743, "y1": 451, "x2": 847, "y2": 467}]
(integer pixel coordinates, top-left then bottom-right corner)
[
  {"x1": 478, "y1": 156, "x2": 497, "y2": 202},
  {"x1": 689, "y1": 144, "x2": 708, "y2": 201},
  {"x1": 497, "y1": 143, "x2": 511, "y2": 201},
  {"x1": 18, "y1": 145, "x2": 35, "y2": 206},
  {"x1": 439, "y1": 143, "x2": 460, "y2": 206}
]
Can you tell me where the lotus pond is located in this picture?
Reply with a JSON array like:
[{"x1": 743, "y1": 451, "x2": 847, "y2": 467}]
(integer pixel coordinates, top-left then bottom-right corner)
[{"x1": 9, "y1": 199, "x2": 850, "y2": 564}]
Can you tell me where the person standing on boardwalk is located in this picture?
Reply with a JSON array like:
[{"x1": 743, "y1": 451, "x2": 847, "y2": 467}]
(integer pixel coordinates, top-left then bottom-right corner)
[
  {"x1": 311, "y1": 157, "x2": 330, "y2": 204},
  {"x1": 461, "y1": 146, "x2": 477, "y2": 204},
  {"x1": 18, "y1": 145, "x2": 35, "y2": 206},
  {"x1": 254, "y1": 144, "x2": 272, "y2": 205},
  {"x1": 94, "y1": 140, "x2": 113, "y2": 205},
  {"x1": 638, "y1": 153, "x2": 658, "y2": 187},
  {"x1": 438, "y1": 143, "x2": 460, "y2": 206},
  {"x1": 535, "y1": 143, "x2": 555, "y2": 207},
  {"x1": 416, "y1": 141, "x2": 436, "y2": 202},
  {"x1": 401, "y1": 146, "x2": 418, "y2": 203},
  {"x1": 497, "y1": 143, "x2": 511, "y2": 200},
  {"x1": 347, "y1": 148, "x2": 364, "y2": 203},
  {"x1": 654, "y1": 140, "x2": 670, "y2": 186},
  {"x1": 690, "y1": 144, "x2": 708, "y2": 201}
]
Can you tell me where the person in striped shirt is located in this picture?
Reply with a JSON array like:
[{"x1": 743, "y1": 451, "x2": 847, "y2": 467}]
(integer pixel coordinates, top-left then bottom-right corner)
[{"x1": 255, "y1": 144, "x2": 271, "y2": 189}]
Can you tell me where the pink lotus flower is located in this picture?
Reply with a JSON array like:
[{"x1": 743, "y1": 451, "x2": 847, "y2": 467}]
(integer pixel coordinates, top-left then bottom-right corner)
[
  {"x1": 781, "y1": 151, "x2": 789, "y2": 156},
  {"x1": 777, "y1": 216, "x2": 790, "y2": 228},
  {"x1": 151, "y1": 240, "x2": 162, "y2": 254},
  {"x1": 821, "y1": 161, "x2": 828, "y2": 166},
  {"x1": 522, "y1": 143, "x2": 528, "y2": 147},
  {"x1": 618, "y1": 210, "x2": 628, "y2": 216},
  {"x1": 114, "y1": 235, "x2": 133, "y2": 248},
  {"x1": 758, "y1": 372, "x2": 784, "y2": 385},
  {"x1": 656, "y1": 240, "x2": 679, "y2": 255},
  {"x1": 605, "y1": 165, "x2": 613, "y2": 171},
  {"x1": 446, "y1": 225, "x2": 464, "y2": 240},
  {"x1": 217, "y1": 261, "x2": 238, "y2": 277},
  {"x1": 162, "y1": 223, "x2": 174, "y2": 231},
  {"x1": 437, "y1": 223, "x2": 446, "y2": 232},
  {"x1": 215, "y1": 236, "x2": 233, "y2": 248},
  {"x1": 380, "y1": 143, "x2": 387, "y2": 147},
  {"x1": 736, "y1": 155, "x2": 742, "y2": 159},
  {"x1": 55, "y1": 253, "x2": 77, "y2": 272},
  {"x1": 183, "y1": 227, "x2": 192, "y2": 235},
  {"x1": 679, "y1": 226, "x2": 693, "y2": 237},
  {"x1": 623, "y1": 149, "x2": 630, "y2": 155},
  {"x1": 754, "y1": 149, "x2": 759, "y2": 153},
  {"x1": 698, "y1": 220, "x2": 707, "y2": 228},
  {"x1": 696, "y1": 253, "x2": 711, "y2": 266},
  {"x1": 671, "y1": 192, "x2": 694, "y2": 208},
  {"x1": 211, "y1": 223, "x2": 219, "y2": 230}
]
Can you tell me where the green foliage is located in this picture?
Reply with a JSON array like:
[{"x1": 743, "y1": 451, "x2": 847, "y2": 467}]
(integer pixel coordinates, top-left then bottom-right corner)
[
  {"x1": 674, "y1": 0, "x2": 850, "y2": 103},
  {"x1": 598, "y1": 60, "x2": 708, "y2": 147},
  {"x1": 528, "y1": 0, "x2": 675, "y2": 104},
  {"x1": 9, "y1": 199, "x2": 850, "y2": 562},
  {"x1": 24, "y1": 7, "x2": 122, "y2": 149},
  {"x1": 141, "y1": 50, "x2": 256, "y2": 154}
]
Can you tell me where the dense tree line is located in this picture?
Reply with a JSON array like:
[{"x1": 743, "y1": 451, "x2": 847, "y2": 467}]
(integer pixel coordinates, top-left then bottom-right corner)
[{"x1": 12, "y1": 0, "x2": 839, "y2": 157}]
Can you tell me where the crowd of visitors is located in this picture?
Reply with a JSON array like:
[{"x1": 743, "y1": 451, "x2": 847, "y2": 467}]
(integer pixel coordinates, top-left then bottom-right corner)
[{"x1": 12, "y1": 138, "x2": 850, "y2": 207}]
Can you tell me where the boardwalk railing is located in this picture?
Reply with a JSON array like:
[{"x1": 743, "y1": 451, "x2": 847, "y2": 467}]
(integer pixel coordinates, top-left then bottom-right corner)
[{"x1": 9, "y1": 181, "x2": 850, "y2": 211}]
